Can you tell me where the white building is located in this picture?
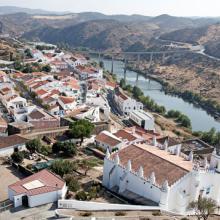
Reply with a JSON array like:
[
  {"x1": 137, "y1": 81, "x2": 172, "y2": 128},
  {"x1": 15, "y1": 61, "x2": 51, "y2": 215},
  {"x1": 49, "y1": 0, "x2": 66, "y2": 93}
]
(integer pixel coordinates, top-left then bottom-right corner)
[
  {"x1": 76, "y1": 66, "x2": 103, "y2": 80},
  {"x1": 0, "y1": 135, "x2": 29, "y2": 156},
  {"x1": 129, "y1": 110, "x2": 155, "y2": 131},
  {"x1": 67, "y1": 54, "x2": 88, "y2": 68},
  {"x1": 58, "y1": 96, "x2": 76, "y2": 111},
  {"x1": 103, "y1": 142, "x2": 220, "y2": 215},
  {"x1": 8, "y1": 169, "x2": 67, "y2": 208},
  {"x1": 114, "y1": 88, "x2": 143, "y2": 115},
  {"x1": 95, "y1": 131, "x2": 123, "y2": 152}
]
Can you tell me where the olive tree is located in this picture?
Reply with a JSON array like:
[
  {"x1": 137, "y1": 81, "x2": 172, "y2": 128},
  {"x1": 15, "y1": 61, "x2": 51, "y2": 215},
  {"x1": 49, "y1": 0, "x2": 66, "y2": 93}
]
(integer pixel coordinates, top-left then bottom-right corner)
[{"x1": 189, "y1": 197, "x2": 217, "y2": 220}]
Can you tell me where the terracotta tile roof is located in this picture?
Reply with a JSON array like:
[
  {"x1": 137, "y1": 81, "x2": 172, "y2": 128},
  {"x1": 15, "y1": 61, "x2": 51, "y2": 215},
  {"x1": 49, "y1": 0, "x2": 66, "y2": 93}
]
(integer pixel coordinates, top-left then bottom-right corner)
[
  {"x1": 0, "y1": 116, "x2": 7, "y2": 127},
  {"x1": 31, "y1": 81, "x2": 49, "y2": 90},
  {"x1": 59, "y1": 96, "x2": 75, "y2": 104},
  {"x1": 0, "y1": 135, "x2": 29, "y2": 149},
  {"x1": 111, "y1": 144, "x2": 193, "y2": 186},
  {"x1": 96, "y1": 132, "x2": 121, "y2": 147},
  {"x1": 50, "y1": 89, "x2": 60, "y2": 96},
  {"x1": 106, "y1": 81, "x2": 117, "y2": 88},
  {"x1": 32, "y1": 72, "x2": 47, "y2": 77},
  {"x1": 124, "y1": 127, "x2": 162, "y2": 142},
  {"x1": 35, "y1": 89, "x2": 48, "y2": 96},
  {"x1": 9, "y1": 169, "x2": 65, "y2": 196},
  {"x1": 114, "y1": 130, "x2": 137, "y2": 142},
  {"x1": 1, "y1": 87, "x2": 11, "y2": 93},
  {"x1": 28, "y1": 109, "x2": 48, "y2": 120}
]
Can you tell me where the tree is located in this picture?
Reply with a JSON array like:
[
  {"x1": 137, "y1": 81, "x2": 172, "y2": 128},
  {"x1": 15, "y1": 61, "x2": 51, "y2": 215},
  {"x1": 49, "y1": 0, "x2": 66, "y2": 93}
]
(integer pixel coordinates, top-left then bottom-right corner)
[
  {"x1": 99, "y1": 61, "x2": 104, "y2": 68},
  {"x1": 75, "y1": 191, "x2": 87, "y2": 201},
  {"x1": 50, "y1": 160, "x2": 78, "y2": 177},
  {"x1": 62, "y1": 143, "x2": 77, "y2": 157},
  {"x1": 119, "y1": 78, "x2": 126, "y2": 89},
  {"x1": 14, "y1": 60, "x2": 23, "y2": 71},
  {"x1": 189, "y1": 197, "x2": 217, "y2": 220},
  {"x1": 52, "y1": 142, "x2": 62, "y2": 154},
  {"x1": 52, "y1": 142, "x2": 77, "y2": 157},
  {"x1": 80, "y1": 159, "x2": 97, "y2": 176},
  {"x1": 42, "y1": 64, "x2": 51, "y2": 72},
  {"x1": 26, "y1": 139, "x2": 42, "y2": 154},
  {"x1": 69, "y1": 120, "x2": 94, "y2": 145},
  {"x1": 132, "y1": 86, "x2": 143, "y2": 99},
  {"x1": 11, "y1": 151, "x2": 24, "y2": 164},
  {"x1": 65, "y1": 174, "x2": 80, "y2": 192}
]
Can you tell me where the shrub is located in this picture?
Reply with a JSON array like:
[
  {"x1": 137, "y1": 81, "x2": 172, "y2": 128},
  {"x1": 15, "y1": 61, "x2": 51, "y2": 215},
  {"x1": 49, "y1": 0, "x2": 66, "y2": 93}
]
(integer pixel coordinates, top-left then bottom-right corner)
[
  {"x1": 50, "y1": 160, "x2": 78, "y2": 177},
  {"x1": 37, "y1": 145, "x2": 52, "y2": 156},
  {"x1": 65, "y1": 175, "x2": 80, "y2": 192},
  {"x1": 115, "y1": 211, "x2": 126, "y2": 216},
  {"x1": 80, "y1": 212, "x2": 92, "y2": 217},
  {"x1": 26, "y1": 139, "x2": 42, "y2": 154},
  {"x1": 75, "y1": 191, "x2": 87, "y2": 201},
  {"x1": 87, "y1": 186, "x2": 98, "y2": 200},
  {"x1": 26, "y1": 164, "x2": 32, "y2": 170},
  {"x1": 62, "y1": 142, "x2": 77, "y2": 157},
  {"x1": 181, "y1": 218, "x2": 189, "y2": 220},
  {"x1": 152, "y1": 211, "x2": 161, "y2": 216},
  {"x1": 11, "y1": 151, "x2": 24, "y2": 164}
]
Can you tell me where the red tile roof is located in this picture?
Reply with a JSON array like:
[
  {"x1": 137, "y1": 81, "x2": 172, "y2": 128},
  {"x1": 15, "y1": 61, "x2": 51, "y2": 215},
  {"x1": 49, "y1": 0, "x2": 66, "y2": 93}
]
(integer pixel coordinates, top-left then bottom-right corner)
[
  {"x1": 0, "y1": 135, "x2": 29, "y2": 149},
  {"x1": 35, "y1": 89, "x2": 48, "y2": 96},
  {"x1": 59, "y1": 96, "x2": 75, "y2": 104},
  {"x1": 114, "y1": 130, "x2": 137, "y2": 142},
  {"x1": 111, "y1": 144, "x2": 191, "y2": 185},
  {"x1": 96, "y1": 132, "x2": 121, "y2": 147},
  {"x1": 9, "y1": 169, "x2": 65, "y2": 196}
]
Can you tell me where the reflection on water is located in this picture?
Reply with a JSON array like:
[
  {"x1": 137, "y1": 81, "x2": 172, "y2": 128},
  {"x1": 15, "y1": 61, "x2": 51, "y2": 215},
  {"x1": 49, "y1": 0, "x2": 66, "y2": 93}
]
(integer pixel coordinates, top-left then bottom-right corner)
[{"x1": 96, "y1": 58, "x2": 220, "y2": 132}]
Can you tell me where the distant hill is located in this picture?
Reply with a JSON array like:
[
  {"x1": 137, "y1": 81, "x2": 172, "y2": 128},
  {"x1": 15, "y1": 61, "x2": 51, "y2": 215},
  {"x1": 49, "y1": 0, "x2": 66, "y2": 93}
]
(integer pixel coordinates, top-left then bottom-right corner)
[
  {"x1": 160, "y1": 23, "x2": 220, "y2": 58},
  {"x1": 1, "y1": 7, "x2": 220, "y2": 52},
  {"x1": 0, "y1": 6, "x2": 69, "y2": 15},
  {"x1": 22, "y1": 19, "x2": 156, "y2": 52}
]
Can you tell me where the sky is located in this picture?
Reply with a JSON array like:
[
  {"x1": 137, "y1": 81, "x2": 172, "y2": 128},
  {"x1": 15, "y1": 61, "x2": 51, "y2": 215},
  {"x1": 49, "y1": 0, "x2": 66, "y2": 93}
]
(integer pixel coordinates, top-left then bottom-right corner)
[{"x1": 0, "y1": 0, "x2": 220, "y2": 17}]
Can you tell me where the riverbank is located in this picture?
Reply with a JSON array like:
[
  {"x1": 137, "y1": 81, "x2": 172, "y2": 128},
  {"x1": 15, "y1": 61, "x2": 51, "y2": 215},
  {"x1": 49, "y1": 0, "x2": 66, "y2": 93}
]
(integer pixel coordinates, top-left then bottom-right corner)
[
  {"x1": 103, "y1": 70, "x2": 192, "y2": 139},
  {"x1": 128, "y1": 65, "x2": 220, "y2": 121}
]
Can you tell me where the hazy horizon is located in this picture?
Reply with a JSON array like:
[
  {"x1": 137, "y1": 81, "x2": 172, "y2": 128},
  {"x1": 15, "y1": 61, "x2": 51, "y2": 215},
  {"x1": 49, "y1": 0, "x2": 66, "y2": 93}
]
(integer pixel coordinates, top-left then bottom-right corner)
[{"x1": 0, "y1": 0, "x2": 220, "y2": 17}]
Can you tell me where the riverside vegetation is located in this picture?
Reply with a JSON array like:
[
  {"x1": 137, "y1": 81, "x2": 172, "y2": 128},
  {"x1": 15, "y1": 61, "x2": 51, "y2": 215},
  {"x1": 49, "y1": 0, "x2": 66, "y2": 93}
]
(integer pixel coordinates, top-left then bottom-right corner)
[{"x1": 119, "y1": 78, "x2": 192, "y2": 129}]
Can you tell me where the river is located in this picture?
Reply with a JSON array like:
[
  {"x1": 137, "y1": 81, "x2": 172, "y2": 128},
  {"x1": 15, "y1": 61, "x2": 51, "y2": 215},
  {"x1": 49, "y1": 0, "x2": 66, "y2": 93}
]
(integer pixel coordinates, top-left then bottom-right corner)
[{"x1": 96, "y1": 58, "x2": 220, "y2": 132}]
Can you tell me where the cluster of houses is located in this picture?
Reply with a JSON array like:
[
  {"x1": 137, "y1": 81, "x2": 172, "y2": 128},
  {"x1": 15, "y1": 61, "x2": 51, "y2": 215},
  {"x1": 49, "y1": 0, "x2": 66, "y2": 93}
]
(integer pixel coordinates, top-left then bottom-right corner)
[{"x1": 2, "y1": 43, "x2": 220, "y2": 217}]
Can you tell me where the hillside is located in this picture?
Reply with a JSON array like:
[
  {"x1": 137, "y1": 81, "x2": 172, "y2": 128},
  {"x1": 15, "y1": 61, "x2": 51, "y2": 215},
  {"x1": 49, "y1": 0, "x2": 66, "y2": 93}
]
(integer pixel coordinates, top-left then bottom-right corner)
[
  {"x1": 0, "y1": 8, "x2": 220, "y2": 53},
  {"x1": 22, "y1": 20, "x2": 158, "y2": 52},
  {"x1": 0, "y1": 6, "x2": 69, "y2": 15},
  {"x1": 21, "y1": 14, "x2": 220, "y2": 52},
  {"x1": 160, "y1": 24, "x2": 220, "y2": 58}
]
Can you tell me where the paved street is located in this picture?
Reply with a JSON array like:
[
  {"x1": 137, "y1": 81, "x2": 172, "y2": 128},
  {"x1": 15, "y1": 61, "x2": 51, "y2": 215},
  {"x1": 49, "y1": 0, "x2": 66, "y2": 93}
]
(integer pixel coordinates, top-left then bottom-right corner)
[{"x1": 0, "y1": 203, "x2": 58, "y2": 220}]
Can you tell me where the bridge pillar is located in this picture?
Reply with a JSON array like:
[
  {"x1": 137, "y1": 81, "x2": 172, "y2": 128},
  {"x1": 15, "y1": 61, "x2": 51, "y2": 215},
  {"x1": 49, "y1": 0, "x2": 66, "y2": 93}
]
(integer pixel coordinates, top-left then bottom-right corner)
[
  {"x1": 124, "y1": 57, "x2": 127, "y2": 83},
  {"x1": 98, "y1": 52, "x2": 101, "y2": 64},
  {"x1": 149, "y1": 53, "x2": 153, "y2": 68},
  {"x1": 111, "y1": 56, "x2": 114, "y2": 74},
  {"x1": 135, "y1": 73, "x2": 139, "y2": 86},
  {"x1": 162, "y1": 53, "x2": 166, "y2": 64},
  {"x1": 136, "y1": 54, "x2": 141, "y2": 86}
]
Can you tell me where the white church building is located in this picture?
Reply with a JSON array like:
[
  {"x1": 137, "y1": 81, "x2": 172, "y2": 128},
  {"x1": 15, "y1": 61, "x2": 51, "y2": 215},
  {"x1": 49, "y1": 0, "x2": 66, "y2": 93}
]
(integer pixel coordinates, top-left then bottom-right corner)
[{"x1": 102, "y1": 139, "x2": 220, "y2": 215}]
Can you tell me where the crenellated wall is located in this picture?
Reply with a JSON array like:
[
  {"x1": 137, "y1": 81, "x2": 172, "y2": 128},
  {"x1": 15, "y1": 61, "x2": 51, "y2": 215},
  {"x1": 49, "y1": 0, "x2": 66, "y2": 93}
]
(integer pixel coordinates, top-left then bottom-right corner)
[{"x1": 103, "y1": 155, "x2": 162, "y2": 205}]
